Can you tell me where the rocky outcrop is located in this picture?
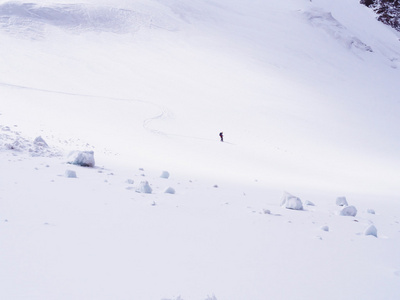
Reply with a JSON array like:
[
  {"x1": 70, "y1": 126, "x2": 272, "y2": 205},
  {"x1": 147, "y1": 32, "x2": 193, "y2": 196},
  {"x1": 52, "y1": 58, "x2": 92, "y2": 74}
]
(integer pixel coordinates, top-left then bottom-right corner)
[{"x1": 361, "y1": 0, "x2": 400, "y2": 31}]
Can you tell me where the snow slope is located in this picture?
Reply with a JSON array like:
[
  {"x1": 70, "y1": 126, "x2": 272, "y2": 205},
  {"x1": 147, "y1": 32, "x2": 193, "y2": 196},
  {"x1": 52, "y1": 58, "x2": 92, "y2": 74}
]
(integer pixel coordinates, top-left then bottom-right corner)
[{"x1": 1, "y1": 0, "x2": 400, "y2": 299}]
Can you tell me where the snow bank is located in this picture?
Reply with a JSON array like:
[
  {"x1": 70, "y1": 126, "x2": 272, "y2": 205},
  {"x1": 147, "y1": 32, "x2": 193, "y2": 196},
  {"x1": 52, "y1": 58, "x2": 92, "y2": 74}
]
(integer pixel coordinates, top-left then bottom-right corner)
[
  {"x1": 281, "y1": 192, "x2": 303, "y2": 210},
  {"x1": 336, "y1": 196, "x2": 348, "y2": 206},
  {"x1": 68, "y1": 151, "x2": 95, "y2": 167},
  {"x1": 340, "y1": 205, "x2": 357, "y2": 217},
  {"x1": 136, "y1": 181, "x2": 152, "y2": 194},
  {"x1": 365, "y1": 225, "x2": 378, "y2": 237}
]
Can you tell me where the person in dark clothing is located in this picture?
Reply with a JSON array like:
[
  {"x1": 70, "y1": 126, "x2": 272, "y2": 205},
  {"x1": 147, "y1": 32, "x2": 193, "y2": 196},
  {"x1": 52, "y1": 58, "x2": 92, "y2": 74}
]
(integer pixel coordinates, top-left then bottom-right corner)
[{"x1": 219, "y1": 132, "x2": 223, "y2": 142}]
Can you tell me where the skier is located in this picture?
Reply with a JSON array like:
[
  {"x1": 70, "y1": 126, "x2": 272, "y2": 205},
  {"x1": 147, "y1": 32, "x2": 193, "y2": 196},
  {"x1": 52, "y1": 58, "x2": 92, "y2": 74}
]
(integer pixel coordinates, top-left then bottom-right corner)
[{"x1": 219, "y1": 132, "x2": 223, "y2": 142}]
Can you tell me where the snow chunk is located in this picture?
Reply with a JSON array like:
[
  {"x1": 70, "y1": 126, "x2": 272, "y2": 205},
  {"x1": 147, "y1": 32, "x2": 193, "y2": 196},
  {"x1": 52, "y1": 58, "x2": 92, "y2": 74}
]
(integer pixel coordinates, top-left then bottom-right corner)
[
  {"x1": 367, "y1": 208, "x2": 376, "y2": 214},
  {"x1": 33, "y1": 136, "x2": 48, "y2": 147},
  {"x1": 340, "y1": 205, "x2": 357, "y2": 217},
  {"x1": 164, "y1": 187, "x2": 175, "y2": 194},
  {"x1": 160, "y1": 171, "x2": 170, "y2": 179},
  {"x1": 281, "y1": 192, "x2": 303, "y2": 210},
  {"x1": 365, "y1": 225, "x2": 378, "y2": 237},
  {"x1": 65, "y1": 170, "x2": 77, "y2": 178},
  {"x1": 5, "y1": 139, "x2": 24, "y2": 151},
  {"x1": 336, "y1": 196, "x2": 348, "y2": 206},
  {"x1": 68, "y1": 151, "x2": 95, "y2": 167},
  {"x1": 126, "y1": 179, "x2": 134, "y2": 185},
  {"x1": 136, "y1": 181, "x2": 152, "y2": 194},
  {"x1": 305, "y1": 200, "x2": 315, "y2": 206},
  {"x1": 321, "y1": 225, "x2": 329, "y2": 232}
]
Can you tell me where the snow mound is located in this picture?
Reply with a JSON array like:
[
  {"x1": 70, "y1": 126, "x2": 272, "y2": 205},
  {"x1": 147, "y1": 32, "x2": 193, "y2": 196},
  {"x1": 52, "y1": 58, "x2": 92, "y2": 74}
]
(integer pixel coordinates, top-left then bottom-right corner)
[
  {"x1": 65, "y1": 170, "x2": 77, "y2": 178},
  {"x1": 0, "y1": 125, "x2": 60, "y2": 157},
  {"x1": 367, "y1": 208, "x2": 376, "y2": 214},
  {"x1": 136, "y1": 180, "x2": 152, "y2": 194},
  {"x1": 160, "y1": 171, "x2": 170, "y2": 179},
  {"x1": 340, "y1": 205, "x2": 357, "y2": 217},
  {"x1": 336, "y1": 196, "x2": 348, "y2": 206},
  {"x1": 365, "y1": 224, "x2": 378, "y2": 237},
  {"x1": 0, "y1": 2, "x2": 179, "y2": 38},
  {"x1": 68, "y1": 151, "x2": 95, "y2": 167},
  {"x1": 281, "y1": 192, "x2": 303, "y2": 210},
  {"x1": 303, "y1": 8, "x2": 373, "y2": 52}
]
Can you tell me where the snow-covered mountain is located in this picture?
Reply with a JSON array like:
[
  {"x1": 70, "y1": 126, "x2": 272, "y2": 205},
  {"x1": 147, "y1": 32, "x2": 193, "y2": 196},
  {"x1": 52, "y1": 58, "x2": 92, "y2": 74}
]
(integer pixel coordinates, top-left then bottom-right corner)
[{"x1": 1, "y1": 0, "x2": 399, "y2": 299}]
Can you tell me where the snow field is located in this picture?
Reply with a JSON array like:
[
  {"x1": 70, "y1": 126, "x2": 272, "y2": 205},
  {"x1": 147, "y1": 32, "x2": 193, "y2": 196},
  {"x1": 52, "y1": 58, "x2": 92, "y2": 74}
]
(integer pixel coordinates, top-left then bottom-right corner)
[
  {"x1": 1, "y1": 0, "x2": 400, "y2": 299},
  {"x1": 1, "y1": 135, "x2": 399, "y2": 299}
]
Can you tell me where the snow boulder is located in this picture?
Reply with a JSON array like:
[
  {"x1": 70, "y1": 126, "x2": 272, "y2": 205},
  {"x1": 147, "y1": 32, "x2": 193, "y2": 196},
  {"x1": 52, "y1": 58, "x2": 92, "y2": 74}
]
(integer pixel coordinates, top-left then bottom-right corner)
[
  {"x1": 321, "y1": 225, "x2": 329, "y2": 232},
  {"x1": 365, "y1": 225, "x2": 378, "y2": 237},
  {"x1": 340, "y1": 205, "x2": 357, "y2": 217},
  {"x1": 164, "y1": 187, "x2": 175, "y2": 194},
  {"x1": 34, "y1": 136, "x2": 48, "y2": 147},
  {"x1": 336, "y1": 196, "x2": 348, "y2": 206},
  {"x1": 281, "y1": 192, "x2": 303, "y2": 210},
  {"x1": 160, "y1": 171, "x2": 170, "y2": 179},
  {"x1": 68, "y1": 151, "x2": 95, "y2": 167},
  {"x1": 65, "y1": 170, "x2": 77, "y2": 178},
  {"x1": 136, "y1": 181, "x2": 152, "y2": 194}
]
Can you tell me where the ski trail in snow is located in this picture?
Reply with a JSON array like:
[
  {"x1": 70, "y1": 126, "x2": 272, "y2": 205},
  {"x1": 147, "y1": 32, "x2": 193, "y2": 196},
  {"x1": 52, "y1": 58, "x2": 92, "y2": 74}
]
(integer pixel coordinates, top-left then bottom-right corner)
[
  {"x1": 0, "y1": 81, "x2": 233, "y2": 144},
  {"x1": 0, "y1": 81, "x2": 151, "y2": 104},
  {"x1": 0, "y1": 81, "x2": 171, "y2": 135},
  {"x1": 142, "y1": 105, "x2": 172, "y2": 135}
]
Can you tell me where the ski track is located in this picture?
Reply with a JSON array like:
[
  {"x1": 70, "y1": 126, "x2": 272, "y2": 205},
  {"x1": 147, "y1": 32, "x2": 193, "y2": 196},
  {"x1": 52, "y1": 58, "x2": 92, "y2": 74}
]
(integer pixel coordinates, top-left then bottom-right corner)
[
  {"x1": 142, "y1": 105, "x2": 172, "y2": 136},
  {"x1": 0, "y1": 80, "x2": 172, "y2": 136},
  {"x1": 0, "y1": 81, "x2": 225, "y2": 143}
]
